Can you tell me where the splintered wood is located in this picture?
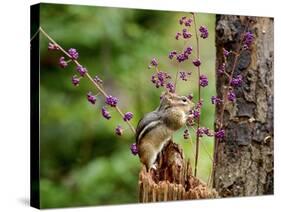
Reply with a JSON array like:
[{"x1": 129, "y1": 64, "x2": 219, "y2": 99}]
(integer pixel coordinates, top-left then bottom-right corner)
[{"x1": 138, "y1": 141, "x2": 218, "y2": 202}]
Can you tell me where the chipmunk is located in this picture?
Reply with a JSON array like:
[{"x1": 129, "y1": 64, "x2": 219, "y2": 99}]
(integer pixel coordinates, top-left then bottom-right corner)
[{"x1": 136, "y1": 92, "x2": 194, "y2": 171}]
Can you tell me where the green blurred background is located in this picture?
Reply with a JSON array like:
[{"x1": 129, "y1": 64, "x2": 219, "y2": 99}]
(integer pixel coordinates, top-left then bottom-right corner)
[{"x1": 38, "y1": 3, "x2": 215, "y2": 208}]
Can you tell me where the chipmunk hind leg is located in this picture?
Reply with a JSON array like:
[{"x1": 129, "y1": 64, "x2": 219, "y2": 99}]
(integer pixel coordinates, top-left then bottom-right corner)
[{"x1": 138, "y1": 142, "x2": 158, "y2": 172}]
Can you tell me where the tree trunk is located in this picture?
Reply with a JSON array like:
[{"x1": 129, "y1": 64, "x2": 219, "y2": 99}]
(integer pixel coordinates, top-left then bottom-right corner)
[
  {"x1": 138, "y1": 140, "x2": 218, "y2": 202},
  {"x1": 213, "y1": 15, "x2": 274, "y2": 197}
]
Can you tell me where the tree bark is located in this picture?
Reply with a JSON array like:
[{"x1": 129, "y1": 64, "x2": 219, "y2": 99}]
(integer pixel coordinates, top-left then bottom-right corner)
[{"x1": 214, "y1": 15, "x2": 274, "y2": 196}]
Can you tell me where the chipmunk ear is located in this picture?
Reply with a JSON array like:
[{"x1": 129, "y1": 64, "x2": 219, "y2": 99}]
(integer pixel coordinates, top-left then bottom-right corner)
[
  {"x1": 160, "y1": 92, "x2": 173, "y2": 105},
  {"x1": 160, "y1": 91, "x2": 166, "y2": 99}
]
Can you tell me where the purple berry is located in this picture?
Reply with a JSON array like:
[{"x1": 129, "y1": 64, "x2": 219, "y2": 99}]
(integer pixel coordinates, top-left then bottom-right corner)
[
  {"x1": 187, "y1": 93, "x2": 193, "y2": 100},
  {"x1": 105, "y1": 95, "x2": 118, "y2": 107},
  {"x1": 177, "y1": 53, "x2": 187, "y2": 63},
  {"x1": 215, "y1": 129, "x2": 225, "y2": 139},
  {"x1": 193, "y1": 110, "x2": 200, "y2": 118},
  {"x1": 149, "y1": 58, "x2": 158, "y2": 68},
  {"x1": 227, "y1": 91, "x2": 236, "y2": 102},
  {"x1": 184, "y1": 18, "x2": 193, "y2": 27},
  {"x1": 183, "y1": 129, "x2": 190, "y2": 139},
  {"x1": 211, "y1": 96, "x2": 222, "y2": 105},
  {"x1": 230, "y1": 75, "x2": 243, "y2": 87},
  {"x1": 72, "y1": 75, "x2": 80, "y2": 86},
  {"x1": 182, "y1": 28, "x2": 192, "y2": 39},
  {"x1": 59, "y1": 57, "x2": 68, "y2": 68},
  {"x1": 243, "y1": 32, "x2": 254, "y2": 49},
  {"x1": 115, "y1": 125, "x2": 123, "y2": 136},
  {"x1": 193, "y1": 58, "x2": 201, "y2": 67},
  {"x1": 179, "y1": 16, "x2": 186, "y2": 25},
  {"x1": 199, "y1": 74, "x2": 208, "y2": 87},
  {"x1": 168, "y1": 50, "x2": 177, "y2": 59},
  {"x1": 223, "y1": 48, "x2": 230, "y2": 57},
  {"x1": 48, "y1": 42, "x2": 59, "y2": 51},
  {"x1": 123, "y1": 112, "x2": 133, "y2": 121},
  {"x1": 166, "y1": 82, "x2": 175, "y2": 93},
  {"x1": 76, "y1": 65, "x2": 87, "y2": 77},
  {"x1": 175, "y1": 32, "x2": 181, "y2": 40},
  {"x1": 68, "y1": 48, "x2": 79, "y2": 60},
  {"x1": 93, "y1": 75, "x2": 103, "y2": 85},
  {"x1": 179, "y1": 71, "x2": 188, "y2": 81},
  {"x1": 130, "y1": 143, "x2": 138, "y2": 155},
  {"x1": 217, "y1": 63, "x2": 226, "y2": 75},
  {"x1": 87, "y1": 92, "x2": 96, "y2": 104},
  {"x1": 184, "y1": 46, "x2": 193, "y2": 55},
  {"x1": 101, "y1": 107, "x2": 111, "y2": 120},
  {"x1": 199, "y1": 26, "x2": 208, "y2": 39}
]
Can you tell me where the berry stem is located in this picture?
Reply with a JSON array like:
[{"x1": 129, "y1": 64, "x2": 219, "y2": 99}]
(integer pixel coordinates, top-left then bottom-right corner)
[
  {"x1": 174, "y1": 40, "x2": 187, "y2": 91},
  {"x1": 192, "y1": 13, "x2": 201, "y2": 177},
  {"x1": 211, "y1": 25, "x2": 249, "y2": 186},
  {"x1": 38, "y1": 27, "x2": 136, "y2": 134}
]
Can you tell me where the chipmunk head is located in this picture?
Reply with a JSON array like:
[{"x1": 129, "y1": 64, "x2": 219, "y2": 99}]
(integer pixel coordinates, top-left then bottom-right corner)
[
  {"x1": 159, "y1": 92, "x2": 194, "y2": 130},
  {"x1": 159, "y1": 92, "x2": 194, "y2": 112}
]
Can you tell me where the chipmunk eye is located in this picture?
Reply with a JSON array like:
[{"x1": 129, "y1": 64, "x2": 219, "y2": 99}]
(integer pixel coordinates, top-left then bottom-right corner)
[{"x1": 182, "y1": 97, "x2": 188, "y2": 102}]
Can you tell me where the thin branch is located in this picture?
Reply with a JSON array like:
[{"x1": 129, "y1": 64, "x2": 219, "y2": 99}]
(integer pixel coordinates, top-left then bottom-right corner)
[
  {"x1": 192, "y1": 13, "x2": 201, "y2": 177},
  {"x1": 30, "y1": 28, "x2": 40, "y2": 42},
  {"x1": 211, "y1": 23, "x2": 250, "y2": 186},
  {"x1": 174, "y1": 40, "x2": 187, "y2": 91},
  {"x1": 190, "y1": 126, "x2": 213, "y2": 163},
  {"x1": 38, "y1": 27, "x2": 136, "y2": 134},
  {"x1": 201, "y1": 141, "x2": 213, "y2": 162}
]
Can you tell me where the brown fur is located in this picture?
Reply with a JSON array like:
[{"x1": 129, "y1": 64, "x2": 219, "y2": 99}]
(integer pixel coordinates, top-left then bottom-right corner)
[{"x1": 136, "y1": 92, "x2": 194, "y2": 171}]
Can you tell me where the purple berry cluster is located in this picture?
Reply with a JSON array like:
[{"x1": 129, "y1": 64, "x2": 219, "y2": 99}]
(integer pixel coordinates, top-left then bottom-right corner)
[
  {"x1": 199, "y1": 26, "x2": 209, "y2": 39},
  {"x1": 148, "y1": 58, "x2": 158, "y2": 69},
  {"x1": 105, "y1": 95, "x2": 118, "y2": 107},
  {"x1": 183, "y1": 129, "x2": 190, "y2": 139},
  {"x1": 168, "y1": 50, "x2": 177, "y2": 59},
  {"x1": 48, "y1": 43, "x2": 60, "y2": 51},
  {"x1": 197, "y1": 127, "x2": 213, "y2": 137},
  {"x1": 243, "y1": 32, "x2": 254, "y2": 49},
  {"x1": 199, "y1": 74, "x2": 208, "y2": 87},
  {"x1": 211, "y1": 96, "x2": 222, "y2": 105},
  {"x1": 182, "y1": 28, "x2": 192, "y2": 39},
  {"x1": 123, "y1": 112, "x2": 133, "y2": 121},
  {"x1": 68, "y1": 48, "x2": 79, "y2": 60},
  {"x1": 217, "y1": 63, "x2": 226, "y2": 75},
  {"x1": 115, "y1": 125, "x2": 123, "y2": 136},
  {"x1": 76, "y1": 65, "x2": 88, "y2": 77},
  {"x1": 179, "y1": 16, "x2": 193, "y2": 26},
  {"x1": 215, "y1": 129, "x2": 225, "y2": 139},
  {"x1": 192, "y1": 58, "x2": 201, "y2": 67},
  {"x1": 190, "y1": 100, "x2": 203, "y2": 119},
  {"x1": 148, "y1": 14, "x2": 214, "y2": 152},
  {"x1": 230, "y1": 75, "x2": 243, "y2": 87},
  {"x1": 227, "y1": 90, "x2": 236, "y2": 102},
  {"x1": 130, "y1": 143, "x2": 138, "y2": 155},
  {"x1": 151, "y1": 70, "x2": 175, "y2": 92},
  {"x1": 223, "y1": 48, "x2": 230, "y2": 57},
  {"x1": 46, "y1": 42, "x2": 135, "y2": 148},
  {"x1": 176, "y1": 47, "x2": 193, "y2": 63},
  {"x1": 102, "y1": 106, "x2": 111, "y2": 120},
  {"x1": 176, "y1": 16, "x2": 193, "y2": 40},
  {"x1": 214, "y1": 30, "x2": 255, "y2": 140},
  {"x1": 59, "y1": 57, "x2": 68, "y2": 68},
  {"x1": 179, "y1": 71, "x2": 191, "y2": 81},
  {"x1": 93, "y1": 75, "x2": 103, "y2": 85},
  {"x1": 72, "y1": 75, "x2": 80, "y2": 86},
  {"x1": 87, "y1": 92, "x2": 97, "y2": 104}
]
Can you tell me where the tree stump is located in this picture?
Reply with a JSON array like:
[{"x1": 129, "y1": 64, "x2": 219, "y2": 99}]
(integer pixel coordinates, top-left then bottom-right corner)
[{"x1": 138, "y1": 141, "x2": 218, "y2": 202}]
